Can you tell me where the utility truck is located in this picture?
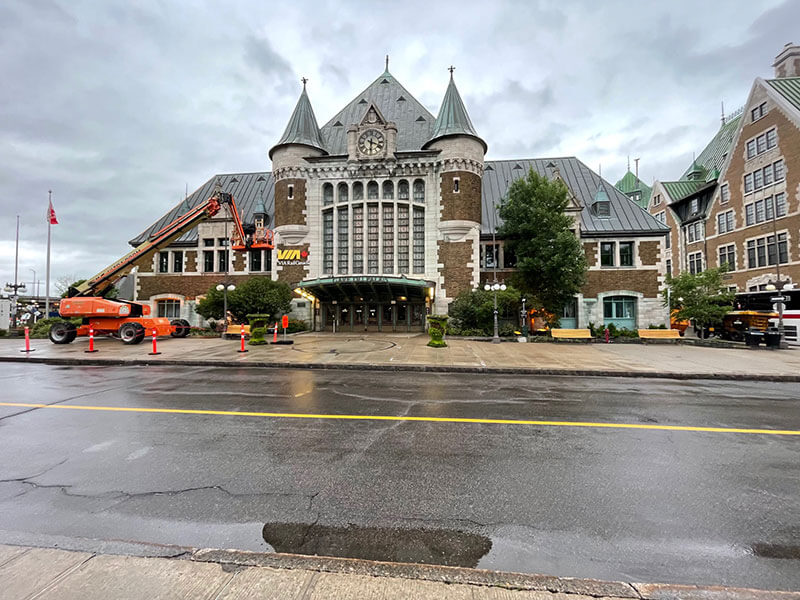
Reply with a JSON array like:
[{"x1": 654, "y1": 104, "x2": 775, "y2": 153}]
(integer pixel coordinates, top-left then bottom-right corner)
[{"x1": 49, "y1": 192, "x2": 273, "y2": 345}]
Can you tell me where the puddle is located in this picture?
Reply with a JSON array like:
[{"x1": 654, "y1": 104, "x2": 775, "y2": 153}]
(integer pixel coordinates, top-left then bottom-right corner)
[
  {"x1": 749, "y1": 543, "x2": 800, "y2": 559},
  {"x1": 262, "y1": 522, "x2": 491, "y2": 567}
]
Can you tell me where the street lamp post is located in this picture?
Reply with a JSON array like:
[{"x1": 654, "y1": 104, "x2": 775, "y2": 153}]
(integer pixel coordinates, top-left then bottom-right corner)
[
  {"x1": 521, "y1": 297, "x2": 528, "y2": 338},
  {"x1": 215, "y1": 283, "x2": 236, "y2": 332},
  {"x1": 765, "y1": 281, "x2": 790, "y2": 349},
  {"x1": 484, "y1": 280, "x2": 507, "y2": 343}
]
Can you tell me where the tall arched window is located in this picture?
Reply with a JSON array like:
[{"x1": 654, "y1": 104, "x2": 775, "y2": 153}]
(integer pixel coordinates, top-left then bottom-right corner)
[
  {"x1": 367, "y1": 181, "x2": 379, "y2": 200},
  {"x1": 323, "y1": 183, "x2": 334, "y2": 206},
  {"x1": 353, "y1": 182, "x2": 364, "y2": 201},
  {"x1": 382, "y1": 180, "x2": 394, "y2": 199},
  {"x1": 398, "y1": 180, "x2": 409, "y2": 200},
  {"x1": 413, "y1": 179, "x2": 425, "y2": 203},
  {"x1": 337, "y1": 182, "x2": 348, "y2": 203}
]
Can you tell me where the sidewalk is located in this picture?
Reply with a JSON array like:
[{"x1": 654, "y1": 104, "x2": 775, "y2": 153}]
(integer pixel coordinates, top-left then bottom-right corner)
[
  {"x1": 2, "y1": 333, "x2": 800, "y2": 380},
  {"x1": 2, "y1": 544, "x2": 796, "y2": 599}
]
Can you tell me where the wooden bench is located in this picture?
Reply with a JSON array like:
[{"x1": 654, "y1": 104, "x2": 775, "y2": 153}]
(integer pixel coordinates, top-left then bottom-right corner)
[
  {"x1": 637, "y1": 328, "x2": 681, "y2": 341},
  {"x1": 224, "y1": 324, "x2": 251, "y2": 337},
  {"x1": 551, "y1": 328, "x2": 593, "y2": 340}
]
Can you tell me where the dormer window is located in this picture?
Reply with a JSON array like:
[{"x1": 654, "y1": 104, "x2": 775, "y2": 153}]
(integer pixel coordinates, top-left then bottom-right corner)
[
  {"x1": 690, "y1": 198, "x2": 699, "y2": 214},
  {"x1": 594, "y1": 201, "x2": 610, "y2": 217}
]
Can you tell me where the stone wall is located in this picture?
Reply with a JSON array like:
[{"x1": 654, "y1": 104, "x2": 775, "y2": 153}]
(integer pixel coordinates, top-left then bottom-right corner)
[
  {"x1": 440, "y1": 171, "x2": 481, "y2": 223},
  {"x1": 274, "y1": 179, "x2": 307, "y2": 227},
  {"x1": 437, "y1": 240, "x2": 474, "y2": 301}
]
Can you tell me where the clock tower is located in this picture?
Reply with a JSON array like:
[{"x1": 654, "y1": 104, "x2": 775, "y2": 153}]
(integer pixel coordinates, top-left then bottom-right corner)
[{"x1": 346, "y1": 104, "x2": 397, "y2": 161}]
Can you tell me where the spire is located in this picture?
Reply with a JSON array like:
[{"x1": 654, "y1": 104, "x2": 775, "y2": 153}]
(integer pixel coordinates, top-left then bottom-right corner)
[
  {"x1": 423, "y1": 68, "x2": 487, "y2": 152},
  {"x1": 269, "y1": 79, "x2": 327, "y2": 158}
]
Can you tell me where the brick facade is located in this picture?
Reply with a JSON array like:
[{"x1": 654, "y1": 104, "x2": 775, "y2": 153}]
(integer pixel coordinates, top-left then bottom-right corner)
[
  {"x1": 440, "y1": 171, "x2": 481, "y2": 223},
  {"x1": 704, "y1": 83, "x2": 800, "y2": 291},
  {"x1": 274, "y1": 179, "x2": 307, "y2": 227},
  {"x1": 437, "y1": 239, "x2": 474, "y2": 300},
  {"x1": 583, "y1": 242, "x2": 597, "y2": 267},
  {"x1": 138, "y1": 274, "x2": 258, "y2": 300},
  {"x1": 638, "y1": 240, "x2": 660, "y2": 266},
  {"x1": 582, "y1": 269, "x2": 660, "y2": 298},
  {"x1": 185, "y1": 250, "x2": 197, "y2": 273}
]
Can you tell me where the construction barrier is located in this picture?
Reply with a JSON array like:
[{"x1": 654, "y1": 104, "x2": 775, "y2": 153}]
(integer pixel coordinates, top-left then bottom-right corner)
[
  {"x1": 148, "y1": 329, "x2": 161, "y2": 356},
  {"x1": 238, "y1": 330, "x2": 248, "y2": 353},
  {"x1": 20, "y1": 327, "x2": 35, "y2": 353},
  {"x1": 85, "y1": 328, "x2": 98, "y2": 353}
]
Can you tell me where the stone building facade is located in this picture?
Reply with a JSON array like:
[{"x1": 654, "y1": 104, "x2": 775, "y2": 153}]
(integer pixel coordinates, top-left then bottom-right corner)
[{"x1": 130, "y1": 65, "x2": 668, "y2": 332}]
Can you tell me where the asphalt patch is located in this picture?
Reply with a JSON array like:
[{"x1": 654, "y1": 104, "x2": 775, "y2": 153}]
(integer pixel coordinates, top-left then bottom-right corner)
[
  {"x1": 262, "y1": 522, "x2": 491, "y2": 567},
  {"x1": 749, "y1": 542, "x2": 800, "y2": 559}
]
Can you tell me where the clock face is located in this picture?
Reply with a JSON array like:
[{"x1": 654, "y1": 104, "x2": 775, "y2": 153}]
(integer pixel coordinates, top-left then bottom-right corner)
[{"x1": 357, "y1": 129, "x2": 385, "y2": 156}]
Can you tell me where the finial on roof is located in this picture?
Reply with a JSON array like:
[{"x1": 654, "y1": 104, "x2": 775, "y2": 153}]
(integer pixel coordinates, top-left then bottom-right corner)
[
  {"x1": 448, "y1": 65, "x2": 455, "y2": 79},
  {"x1": 301, "y1": 76, "x2": 308, "y2": 89},
  {"x1": 627, "y1": 156, "x2": 630, "y2": 172},
  {"x1": 721, "y1": 100, "x2": 725, "y2": 125},
  {"x1": 385, "y1": 55, "x2": 389, "y2": 71}
]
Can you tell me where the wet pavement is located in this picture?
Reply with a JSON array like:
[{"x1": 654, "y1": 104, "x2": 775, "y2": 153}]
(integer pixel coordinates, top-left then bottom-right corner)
[{"x1": 0, "y1": 363, "x2": 798, "y2": 590}]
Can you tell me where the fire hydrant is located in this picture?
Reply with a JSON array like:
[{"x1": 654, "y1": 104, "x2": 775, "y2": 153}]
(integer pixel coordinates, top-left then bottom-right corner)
[{"x1": 604, "y1": 327, "x2": 610, "y2": 343}]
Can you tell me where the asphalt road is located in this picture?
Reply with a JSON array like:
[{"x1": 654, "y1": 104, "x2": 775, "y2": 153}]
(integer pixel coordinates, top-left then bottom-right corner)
[{"x1": 0, "y1": 364, "x2": 798, "y2": 590}]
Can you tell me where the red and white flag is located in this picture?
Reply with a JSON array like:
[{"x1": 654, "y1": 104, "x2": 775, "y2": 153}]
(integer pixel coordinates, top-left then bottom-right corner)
[{"x1": 47, "y1": 199, "x2": 58, "y2": 225}]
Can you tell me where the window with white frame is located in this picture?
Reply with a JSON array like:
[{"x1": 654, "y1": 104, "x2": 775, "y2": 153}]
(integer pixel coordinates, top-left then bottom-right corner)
[
  {"x1": 717, "y1": 210, "x2": 734, "y2": 234},
  {"x1": 686, "y1": 221, "x2": 703, "y2": 243},
  {"x1": 453, "y1": 177, "x2": 460, "y2": 193},
  {"x1": 157, "y1": 299, "x2": 181, "y2": 319},
  {"x1": 652, "y1": 194, "x2": 662, "y2": 206},
  {"x1": 690, "y1": 198, "x2": 699, "y2": 214},
  {"x1": 665, "y1": 258, "x2": 672, "y2": 277},
  {"x1": 751, "y1": 102, "x2": 767, "y2": 122},
  {"x1": 655, "y1": 211, "x2": 666, "y2": 224},
  {"x1": 600, "y1": 241, "x2": 615, "y2": 267},
  {"x1": 688, "y1": 251, "x2": 703, "y2": 274},
  {"x1": 619, "y1": 241, "x2": 634, "y2": 267},
  {"x1": 158, "y1": 252, "x2": 169, "y2": 273},
  {"x1": 172, "y1": 251, "x2": 183, "y2": 273},
  {"x1": 718, "y1": 244, "x2": 735, "y2": 270},
  {"x1": 747, "y1": 233, "x2": 788, "y2": 268},
  {"x1": 720, "y1": 184, "x2": 729, "y2": 204},
  {"x1": 745, "y1": 193, "x2": 786, "y2": 226},
  {"x1": 744, "y1": 160, "x2": 784, "y2": 194}
]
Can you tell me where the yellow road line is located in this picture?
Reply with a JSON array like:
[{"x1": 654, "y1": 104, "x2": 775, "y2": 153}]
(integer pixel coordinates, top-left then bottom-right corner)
[{"x1": 1, "y1": 402, "x2": 799, "y2": 436}]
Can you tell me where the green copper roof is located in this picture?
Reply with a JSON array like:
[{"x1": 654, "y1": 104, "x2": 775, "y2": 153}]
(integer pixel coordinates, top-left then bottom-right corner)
[
  {"x1": 423, "y1": 74, "x2": 486, "y2": 152},
  {"x1": 269, "y1": 85, "x2": 326, "y2": 158},
  {"x1": 662, "y1": 180, "x2": 706, "y2": 202},
  {"x1": 680, "y1": 114, "x2": 741, "y2": 180},
  {"x1": 766, "y1": 77, "x2": 800, "y2": 112},
  {"x1": 614, "y1": 170, "x2": 652, "y2": 209}
]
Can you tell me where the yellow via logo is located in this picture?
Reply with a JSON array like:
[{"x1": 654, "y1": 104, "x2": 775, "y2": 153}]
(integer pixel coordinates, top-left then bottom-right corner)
[{"x1": 277, "y1": 249, "x2": 301, "y2": 261}]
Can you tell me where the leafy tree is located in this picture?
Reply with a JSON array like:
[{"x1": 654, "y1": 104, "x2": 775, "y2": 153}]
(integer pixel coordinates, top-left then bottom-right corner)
[
  {"x1": 663, "y1": 267, "x2": 735, "y2": 338},
  {"x1": 448, "y1": 287, "x2": 521, "y2": 333},
  {"x1": 195, "y1": 277, "x2": 292, "y2": 322},
  {"x1": 497, "y1": 169, "x2": 586, "y2": 315}
]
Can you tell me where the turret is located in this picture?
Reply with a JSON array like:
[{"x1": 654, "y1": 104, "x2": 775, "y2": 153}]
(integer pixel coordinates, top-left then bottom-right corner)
[
  {"x1": 773, "y1": 42, "x2": 800, "y2": 78},
  {"x1": 425, "y1": 68, "x2": 486, "y2": 309},
  {"x1": 269, "y1": 79, "x2": 327, "y2": 282}
]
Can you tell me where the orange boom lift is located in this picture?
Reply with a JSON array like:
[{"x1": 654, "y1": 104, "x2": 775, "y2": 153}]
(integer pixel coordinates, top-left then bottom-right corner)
[{"x1": 49, "y1": 192, "x2": 273, "y2": 345}]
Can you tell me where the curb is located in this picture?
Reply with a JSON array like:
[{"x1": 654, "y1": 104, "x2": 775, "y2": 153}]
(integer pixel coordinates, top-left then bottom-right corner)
[
  {"x1": 190, "y1": 547, "x2": 799, "y2": 599},
  {"x1": 2, "y1": 355, "x2": 800, "y2": 382}
]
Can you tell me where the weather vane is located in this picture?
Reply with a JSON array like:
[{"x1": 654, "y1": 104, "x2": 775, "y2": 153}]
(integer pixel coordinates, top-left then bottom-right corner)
[
  {"x1": 448, "y1": 65, "x2": 455, "y2": 76},
  {"x1": 301, "y1": 76, "x2": 308, "y2": 88}
]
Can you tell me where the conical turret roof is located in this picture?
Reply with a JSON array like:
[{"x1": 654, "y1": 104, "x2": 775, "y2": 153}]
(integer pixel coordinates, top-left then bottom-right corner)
[
  {"x1": 269, "y1": 83, "x2": 326, "y2": 158},
  {"x1": 423, "y1": 72, "x2": 486, "y2": 152}
]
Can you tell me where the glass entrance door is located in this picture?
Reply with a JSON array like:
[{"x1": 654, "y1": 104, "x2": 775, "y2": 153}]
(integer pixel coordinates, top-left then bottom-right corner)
[
  {"x1": 383, "y1": 304, "x2": 395, "y2": 332},
  {"x1": 366, "y1": 304, "x2": 379, "y2": 331}
]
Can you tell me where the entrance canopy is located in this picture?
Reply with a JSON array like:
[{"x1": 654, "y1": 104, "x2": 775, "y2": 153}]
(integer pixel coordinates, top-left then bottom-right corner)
[{"x1": 298, "y1": 276, "x2": 435, "y2": 303}]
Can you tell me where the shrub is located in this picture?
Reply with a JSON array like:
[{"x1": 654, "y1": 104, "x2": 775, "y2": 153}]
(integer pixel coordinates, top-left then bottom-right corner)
[
  {"x1": 286, "y1": 319, "x2": 308, "y2": 333},
  {"x1": 29, "y1": 317, "x2": 80, "y2": 339},
  {"x1": 648, "y1": 323, "x2": 666, "y2": 329},
  {"x1": 248, "y1": 326, "x2": 269, "y2": 346},
  {"x1": 427, "y1": 315, "x2": 448, "y2": 348},
  {"x1": 0, "y1": 329, "x2": 6, "y2": 337}
]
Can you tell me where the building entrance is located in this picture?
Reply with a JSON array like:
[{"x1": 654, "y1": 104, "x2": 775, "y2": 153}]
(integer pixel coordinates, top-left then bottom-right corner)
[{"x1": 298, "y1": 275, "x2": 434, "y2": 334}]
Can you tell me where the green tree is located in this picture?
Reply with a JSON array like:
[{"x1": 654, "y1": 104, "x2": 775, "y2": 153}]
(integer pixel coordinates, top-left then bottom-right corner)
[
  {"x1": 497, "y1": 169, "x2": 586, "y2": 316},
  {"x1": 195, "y1": 277, "x2": 292, "y2": 322},
  {"x1": 663, "y1": 267, "x2": 734, "y2": 338},
  {"x1": 448, "y1": 287, "x2": 521, "y2": 333}
]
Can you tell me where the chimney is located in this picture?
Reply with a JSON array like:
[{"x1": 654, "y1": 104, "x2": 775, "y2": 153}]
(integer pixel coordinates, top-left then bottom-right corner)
[{"x1": 773, "y1": 42, "x2": 800, "y2": 78}]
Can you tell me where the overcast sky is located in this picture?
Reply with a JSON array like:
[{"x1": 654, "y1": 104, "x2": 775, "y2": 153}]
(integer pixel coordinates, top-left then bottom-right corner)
[{"x1": 2, "y1": 0, "x2": 797, "y2": 293}]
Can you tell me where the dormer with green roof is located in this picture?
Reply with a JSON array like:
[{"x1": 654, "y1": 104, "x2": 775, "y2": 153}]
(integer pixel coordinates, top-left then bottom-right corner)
[{"x1": 614, "y1": 170, "x2": 652, "y2": 210}]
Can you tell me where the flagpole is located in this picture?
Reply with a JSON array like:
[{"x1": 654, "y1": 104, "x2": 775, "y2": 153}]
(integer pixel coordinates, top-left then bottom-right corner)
[{"x1": 45, "y1": 190, "x2": 52, "y2": 318}]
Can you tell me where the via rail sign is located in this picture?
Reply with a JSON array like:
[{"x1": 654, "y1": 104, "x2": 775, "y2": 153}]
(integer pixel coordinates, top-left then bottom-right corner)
[{"x1": 277, "y1": 247, "x2": 309, "y2": 266}]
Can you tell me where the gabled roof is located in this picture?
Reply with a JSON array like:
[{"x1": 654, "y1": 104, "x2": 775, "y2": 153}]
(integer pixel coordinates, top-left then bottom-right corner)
[
  {"x1": 661, "y1": 180, "x2": 709, "y2": 203},
  {"x1": 614, "y1": 170, "x2": 652, "y2": 209},
  {"x1": 680, "y1": 114, "x2": 741, "y2": 180},
  {"x1": 269, "y1": 86, "x2": 326, "y2": 158},
  {"x1": 482, "y1": 158, "x2": 669, "y2": 236},
  {"x1": 319, "y1": 69, "x2": 435, "y2": 154},
  {"x1": 129, "y1": 172, "x2": 274, "y2": 246},
  {"x1": 766, "y1": 77, "x2": 800, "y2": 111},
  {"x1": 423, "y1": 74, "x2": 486, "y2": 152}
]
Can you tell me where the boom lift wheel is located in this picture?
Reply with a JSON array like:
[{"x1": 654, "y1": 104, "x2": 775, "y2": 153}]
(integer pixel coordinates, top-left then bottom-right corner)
[
  {"x1": 49, "y1": 322, "x2": 77, "y2": 344},
  {"x1": 119, "y1": 322, "x2": 145, "y2": 345},
  {"x1": 170, "y1": 319, "x2": 190, "y2": 338}
]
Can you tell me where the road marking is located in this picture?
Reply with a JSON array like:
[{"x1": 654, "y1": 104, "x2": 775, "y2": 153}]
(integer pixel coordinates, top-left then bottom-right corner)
[{"x1": 1, "y1": 402, "x2": 799, "y2": 436}]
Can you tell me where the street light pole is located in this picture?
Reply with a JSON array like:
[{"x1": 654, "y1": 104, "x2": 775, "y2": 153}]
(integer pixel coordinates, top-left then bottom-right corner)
[{"x1": 521, "y1": 297, "x2": 528, "y2": 338}]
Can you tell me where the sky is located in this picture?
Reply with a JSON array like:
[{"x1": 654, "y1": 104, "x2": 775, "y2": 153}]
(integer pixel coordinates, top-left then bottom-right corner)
[{"x1": 1, "y1": 0, "x2": 797, "y2": 294}]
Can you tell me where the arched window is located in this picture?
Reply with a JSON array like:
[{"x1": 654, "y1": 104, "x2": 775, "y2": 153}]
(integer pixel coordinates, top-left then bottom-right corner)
[
  {"x1": 413, "y1": 179, "x2": 425, "y2": 203},
  {"x1": 398, "y1": 179, "x2": 409, "y2": 200},
  {"x1": 353, "y1": 182, "x2": 364, "y2": 201},
  {"x1": 382, "y1": 180, "x2": 394, "y2": 199},
  {"x1": 337, "y1": 182, "x2": 348, "y2": 203},
  {"x1": 367, "y1": 181, "x2": 379, "y2": 200},
  {"x1": 323, "y1": 183, "x2": 334, "y2": 206}
]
